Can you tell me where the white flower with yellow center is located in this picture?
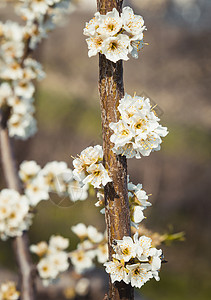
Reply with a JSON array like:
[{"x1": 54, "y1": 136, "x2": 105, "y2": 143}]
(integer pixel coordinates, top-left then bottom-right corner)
[
  {"x1": 109, "y1": 93, "x2": 168, "y2": 158},
  {"x1": 101, "y1": 34, "x2": 131, "y2": 63},
  {"x1": 49, "y1": 235, "x2": 69, "y2": 251},
  {"x1": 37, "y1": 258, "x2": 59, "y2": 281},
  {"x1": 83, "y1": 163, "x2": 112, "y2": 188},
  {"x1": 86, "y1": 35, "x2": 104, "y2": 57},
  {"x1": 83, "y1": 12, "x2": 102, "y2": 36},
  {"x1": 8, "y1": 96, "x2": 34, "y2": 115},
  {"x1": 69, "y1": 249, "x2": 94, "y2": 274},
  {"x1": 13, "y1": 80, "x2": 35, "y2": 99},
  {"x1": 134, "y1": 132, "x2": 163, "y2": 157},
  {"x1": 96, "y1": 8, "x2": 122, "y2": 37},
  {"x1": 104, "y1": 259, "x2": 130, "y2": 284},
  {"x1": 73, "y1": 145, "x2": 103, "y2": 182},
  {"x1": 115, "y1": 143, "x2": 138, "y2": 159},
  {"x1": 110, "y1": 120, "x2": 135, "y2": 148},
  {"x1": 0, "y1": 281, "x2": 20, "y2": 300},
  {"x1": 19, "y1": 160, "x2": 41, "y2": 183},
  {"x1": 121, "y1": 7, "x2": 146, "y2": 40},
  {"x1": 0, "y1": 189, "x2": 32, "y2": 240},
  {"x1": 113, "y1": 236, "x2": 136, "y2": 262},
  {"x1": 134, "y1": 233, "x2": 152, "y2": 261},
  {"x1": 126, "y1": 263, "x2": 153, "y2": 288},
  {"x1": 0, "y1": 62, "x2": 23, "y2": 80},
  {"x1": 25, "y1": 175, "x2": 49, "y2": 206},
  {"x1": 30, "y1": 241, "x2": 48, "y2": 257},
  {"x1": 49, "y1": 251, "x2": 69, "y2": 273},
  {"x1": 8, "y1": 113, "x2": 37, "y2": 140}
]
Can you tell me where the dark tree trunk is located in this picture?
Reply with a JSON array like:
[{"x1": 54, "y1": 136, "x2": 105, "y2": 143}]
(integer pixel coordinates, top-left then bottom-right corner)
[{"x1": 97, "y1": 1, "x2": 134, "y2": 299}]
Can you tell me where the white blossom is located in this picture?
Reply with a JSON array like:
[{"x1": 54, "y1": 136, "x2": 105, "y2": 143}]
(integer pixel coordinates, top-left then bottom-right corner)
[
  {"x1": 71, "y1": 223, "x2": 88, "y2": 239},
  {"x1": 25, "y1": 176, "x2": 49, "y2": 206},
  {"x1": 101, "y1": 34, "x2": 131, "y2": 63},
  {"x1": 134, "y1": 233, "x2": 152, "y2": 261},
  {"x1": 0, "y1": 83, "x2": 13, "y2": 107},
  {"x1": 110, "y1": 93, "x2": 168, "y2": 158},
  {"x1": 113, "y1": 236, "x2": 136, "y2": 262},
  {"x1": 95, "y1": 243, "x2": 108, "y2": 264},
  {"x1": 30, "y1": 241, "x2": 48, "y2": 257},
  {"x1": 19, "y1": 160, "x2": 41, "y2": 182},
  {"x1": 37, "y1": 258, "x2": 59, "y2": 282},
  {"x1": 49, "y1": 235, "x2": 69, "y2": 251},
  {"x1": 73, "y1": 145, "x2": 111, "y2": 189},
  {"x1": 68, "y1": 181, "x2": 88, "y2": 202},
  {"x1": 84, "y1": 6, "x2": 147, "y2": 62},
  {"x1": 32, "y1": 234, "x2": 70, "y2": 286},
  {"x1": 96, "y1": 8, "x2": 122, "y2": 37},
  {"x1": 121, "y1": 7, "x2": 146, "y2": 40},
  {"x1": 83, "y1": 163, "x2": 112, "y2": 189},
  {"x1": 104, "y1": 259, "x2": 130, "y2": 284},
  {"x1": 126, "y1": 263, "x2": 153, "y2": 288},
  {"x1": 0, "y1": 189, "x2": 32, "y2": 240},
  {"x1": 0, "y1": 281, "x2": 20, "y2": 300},
  {"x1": 49, "y1": 251, "x2": 69, "y2": 273},
  {"x1": 104, "y1": 233, "x2": 163, "y2": 288},
  {"x1": 41, "y1": 161, "x2": 72, "y2": 194},
  {"x1": 87, "y1": 225, "x2": 104, "y2": 243},
  {"x1": 69, "y1": 249, "x2": 94, "y2": 274}
]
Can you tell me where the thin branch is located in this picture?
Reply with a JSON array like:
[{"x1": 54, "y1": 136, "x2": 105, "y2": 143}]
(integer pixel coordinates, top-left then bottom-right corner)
[{"x1": 0, "y1": 110, "x2": 36, "y2": 300}]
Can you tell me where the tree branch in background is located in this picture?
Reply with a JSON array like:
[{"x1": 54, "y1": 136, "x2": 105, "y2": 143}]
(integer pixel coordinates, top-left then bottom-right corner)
[{"x1": 0, "y1": 109, "x2": 36, "y2": 300}]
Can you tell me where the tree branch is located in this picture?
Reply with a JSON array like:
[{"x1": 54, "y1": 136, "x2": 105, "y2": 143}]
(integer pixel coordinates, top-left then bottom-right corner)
[
  {"x1": 97, "y1": 1, "x2": 134, "y2": 299},
  {"x1": 0, "y1": 109, "x2": 36, "y2": 300}
]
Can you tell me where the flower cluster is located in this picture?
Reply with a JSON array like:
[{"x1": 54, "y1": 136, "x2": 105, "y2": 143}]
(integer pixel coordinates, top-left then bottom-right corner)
[
  {"x1": 0, "y1": 281, "x2": 20, "y2": 300},
  {"x1": 0, "y1": 0, "x2": 73, "y2": 140},
  {"x1": 0, "y1": 189, "x2": 32, "y2": 241},
  {"x1": 0, "y1": 21, "x2": 45, "y2": 139},
  {"x1": 19, "y1": 160, "x2": 88, "y2": 206},
  {"x1": 83, "y1": 6, "x2": 147, "y2": 63},
  {"x1": 109, "y1": 93, "x2": 168, "y2": 158},
  {"x1": 70, "y1": 223, "x2": 108, "y2": 274},
  {"x1": 16, "y1": 0, "x2": 73, "y2": 49},
  {"x1": 72, "y1": 145, "x2": 112, "y2": 189},
  {"x1": 104, "y1": 233, "x2": 162, "y2": 288},
  {"x1": 30, "y1": 235, "x2": 69, "y2": 286}
]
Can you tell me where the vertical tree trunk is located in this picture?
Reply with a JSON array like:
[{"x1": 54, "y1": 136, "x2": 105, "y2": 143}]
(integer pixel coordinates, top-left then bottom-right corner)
[
  {"x1": 0, "y1": 110, "x2": 36, "y2": 300},
  {"x1": 97, "y1": 1, "x2": 134, "y2": 299}
]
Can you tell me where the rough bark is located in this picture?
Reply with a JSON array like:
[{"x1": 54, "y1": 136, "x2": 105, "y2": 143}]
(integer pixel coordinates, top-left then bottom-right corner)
[
  {"x1": 0, "y1": 109, "x2": 36, "y2": 300},
  {"x1": 97, "y1": 1, "x2": 134, "y2": 299}
]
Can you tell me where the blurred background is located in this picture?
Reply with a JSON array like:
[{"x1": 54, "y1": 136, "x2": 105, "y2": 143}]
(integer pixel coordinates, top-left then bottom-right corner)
[{"x1": 0, "y1": 0, "x2": 211, "y2": 299}]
